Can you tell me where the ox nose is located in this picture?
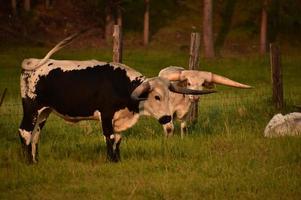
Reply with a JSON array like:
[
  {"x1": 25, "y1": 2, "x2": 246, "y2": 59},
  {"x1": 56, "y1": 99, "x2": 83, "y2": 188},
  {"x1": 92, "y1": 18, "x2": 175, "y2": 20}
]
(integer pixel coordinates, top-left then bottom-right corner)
[{"x1": 159, "y1": 115, "x2": 172, "y2": 125}]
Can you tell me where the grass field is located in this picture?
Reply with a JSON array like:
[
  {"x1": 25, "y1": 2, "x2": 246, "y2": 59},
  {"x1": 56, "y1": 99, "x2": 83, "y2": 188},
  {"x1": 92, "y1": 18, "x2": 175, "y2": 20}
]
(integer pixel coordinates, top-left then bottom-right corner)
[{"x1": 0, "y1": 46, "x2": 300, "y2": 199}]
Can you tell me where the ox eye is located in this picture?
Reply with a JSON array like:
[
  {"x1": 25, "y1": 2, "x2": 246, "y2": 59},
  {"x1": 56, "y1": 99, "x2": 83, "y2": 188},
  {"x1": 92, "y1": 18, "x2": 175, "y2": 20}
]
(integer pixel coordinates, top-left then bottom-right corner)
[
  {"x1": 155, "y1": 95, "x2": 161, "y2": 101},
  {"x1": 187, "y1": 82, "x2": 191, "y2": 86}
]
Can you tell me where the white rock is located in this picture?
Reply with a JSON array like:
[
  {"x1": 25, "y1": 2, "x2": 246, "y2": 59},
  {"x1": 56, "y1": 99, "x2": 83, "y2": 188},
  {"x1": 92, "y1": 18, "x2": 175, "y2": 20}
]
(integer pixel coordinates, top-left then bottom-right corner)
[{"x1": 264, "y1": 112, "x2": 301, "y2": 137}]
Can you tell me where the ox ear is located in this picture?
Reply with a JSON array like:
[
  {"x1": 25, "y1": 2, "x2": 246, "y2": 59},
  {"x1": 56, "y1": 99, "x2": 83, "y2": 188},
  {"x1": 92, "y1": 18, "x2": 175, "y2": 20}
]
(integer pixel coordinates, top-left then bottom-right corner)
[
  {"x1": 131, "y1": 82, "x2": 151, "y2": 101},
  {"x1": 168, "y1": 83, "x2": 216, "y2": 95},
  {"x1": 210, "y1": 73, "x2": 252, "y2": 88}
]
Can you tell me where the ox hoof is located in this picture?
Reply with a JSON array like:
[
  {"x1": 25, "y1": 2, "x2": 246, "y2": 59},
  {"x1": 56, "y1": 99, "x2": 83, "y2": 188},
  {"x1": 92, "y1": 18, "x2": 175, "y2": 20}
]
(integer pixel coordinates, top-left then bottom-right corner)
[
  {"x1": 107, "y1": 152, "x2": 121, "y2": 163},
  {"x1": 20, "y1": 143, "x2": 38, "y2": 164}
]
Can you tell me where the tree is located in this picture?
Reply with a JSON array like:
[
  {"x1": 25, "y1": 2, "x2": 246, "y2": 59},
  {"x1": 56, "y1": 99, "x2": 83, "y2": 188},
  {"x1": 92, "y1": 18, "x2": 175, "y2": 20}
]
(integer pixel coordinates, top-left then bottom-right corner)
[
  {"x1": 203, "y1": 0, "x2": 215, "y2": 58},
  {"x1": 143, "y1": 0, "x2": 150, "y2": 46},
  {"x1": 105, "y1": 0, "x2": 114, "y2": 42},
  {"x1": 24, "y1": 0, "x2": 31, "y2": 12},
  {"x1": 215, "y1": 0, "x2": 237, "y2": 56},
  {"x1": 267, "y1": 0, "x2": 280, "y2": 43},
  {"x1": 116, "y1": 3, "x2": 122, "y2": 27},
  {"x1": 260, "y1": 0, "x2": 268, "y2": 55},
  {"x1": 11, "y1": 0, "x2": 17, "y2": 15},
  {"x1": 45, "y1": 0, "x2": 52, "y2": 9},
  {"x1": 105, "y1": 0, "x2": 123, "y2": 42}
]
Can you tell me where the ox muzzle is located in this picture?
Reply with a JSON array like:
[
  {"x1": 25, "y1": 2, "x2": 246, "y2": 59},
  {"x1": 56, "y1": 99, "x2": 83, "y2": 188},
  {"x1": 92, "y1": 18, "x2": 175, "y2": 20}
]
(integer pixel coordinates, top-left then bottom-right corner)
[{"x1": 158, "y1": 115, "x2": 172, "y2": 125}]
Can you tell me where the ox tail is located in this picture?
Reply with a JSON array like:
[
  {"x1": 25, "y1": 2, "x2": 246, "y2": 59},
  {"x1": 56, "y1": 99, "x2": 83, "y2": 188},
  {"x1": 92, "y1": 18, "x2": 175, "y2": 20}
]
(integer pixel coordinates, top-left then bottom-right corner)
[{"x1": 21, "y1": 28, "x2": 90, "y2": 71}]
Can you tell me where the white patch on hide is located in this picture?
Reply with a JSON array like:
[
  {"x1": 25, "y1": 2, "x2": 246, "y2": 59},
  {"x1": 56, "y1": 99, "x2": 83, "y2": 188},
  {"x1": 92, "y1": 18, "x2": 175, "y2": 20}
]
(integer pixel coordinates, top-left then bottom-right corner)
[
  {"x1": 20, "y1": 73, "x2": 28, "y2": 98},
  {"x1": 52, "y1": 109, "x2": 101, "y2": 123},
  {"x1": 19, "y1": 129, "x2": 31, "y2": 145},
  {"x1": 112, "y1": 108, "x2": 139, "y2": 132}
]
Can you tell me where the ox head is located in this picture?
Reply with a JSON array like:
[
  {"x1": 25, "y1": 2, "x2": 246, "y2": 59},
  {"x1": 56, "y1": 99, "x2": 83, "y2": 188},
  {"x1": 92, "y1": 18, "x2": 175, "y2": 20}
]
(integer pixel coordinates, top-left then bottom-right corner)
[
  {"x1": 131, "y1": 77, "x2": 215, "y2": 136},
  {"x1": 159, "y1": 66, "x2": 252, "y2": 102}
]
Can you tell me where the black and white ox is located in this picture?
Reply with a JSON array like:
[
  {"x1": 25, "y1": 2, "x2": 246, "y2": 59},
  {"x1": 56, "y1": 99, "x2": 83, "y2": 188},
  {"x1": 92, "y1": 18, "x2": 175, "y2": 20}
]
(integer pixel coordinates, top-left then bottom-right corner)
[
  {"x1": 159, "y1": 66, "x2": 252, "y2": 138},
  {"x1": 18, "y1": 35, "x2": 215, "y2": 163}
]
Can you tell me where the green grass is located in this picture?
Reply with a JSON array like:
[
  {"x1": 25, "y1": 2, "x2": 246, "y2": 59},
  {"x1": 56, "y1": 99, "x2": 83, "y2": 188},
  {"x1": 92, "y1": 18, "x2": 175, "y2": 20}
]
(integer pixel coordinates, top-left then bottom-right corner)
[{"x1": 0, "y1": 46, "x2": 300, "y2": 199}]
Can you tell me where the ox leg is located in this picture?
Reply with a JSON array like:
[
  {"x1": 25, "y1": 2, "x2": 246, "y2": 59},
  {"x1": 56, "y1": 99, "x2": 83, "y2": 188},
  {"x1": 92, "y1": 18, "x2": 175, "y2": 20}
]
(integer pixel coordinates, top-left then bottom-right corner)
[
  {"x1": 113, "y1": 133, "x2": 122, "y2": 161},
  {"x1": 102, "y1": 117, "x2": 120, "y2": 162},
  {"x1": 31, "y1": 108, "x2": 51, "y2": 162},
  {"x1": 19, "y1": 113, "x2": 38, "y2": 163},
  {"x1": 180, "y1": 121, "x2": 187, "y2": 139},
  {"x1": 19, "y1": 100, "x2": 51, "y2": 163},
  {"x1": 105, "y1": 134, "x2": 115, "y2": 162},
  {"x1": 30, "y1": 121, "x2": 44, "y2": 163}
]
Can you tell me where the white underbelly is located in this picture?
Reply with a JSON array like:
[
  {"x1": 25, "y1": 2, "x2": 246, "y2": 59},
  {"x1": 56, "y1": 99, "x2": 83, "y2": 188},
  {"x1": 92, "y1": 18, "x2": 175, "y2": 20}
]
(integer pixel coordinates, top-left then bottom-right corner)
[
  {"x1": 52, "y1": 109, "x2": 139, "y2": 133},
  {"x1": 53, "y1": 110, "x2": 101, "y2": 123}
]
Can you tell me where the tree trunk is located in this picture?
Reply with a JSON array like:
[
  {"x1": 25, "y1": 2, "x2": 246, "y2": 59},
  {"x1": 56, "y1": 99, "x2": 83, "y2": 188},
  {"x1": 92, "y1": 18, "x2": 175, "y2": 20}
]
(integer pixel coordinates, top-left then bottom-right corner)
[
  {"x1": 24, "y1": 0, "x2": 31, "y2": 12},
  {"x1": 188, "y1": 33, "x2": 201, "y2": 123},
  {"x1": 117, "y1": 3, "x2": 122, "y2": 27},
  {"x1": 268, "y1": 0, "x2": 280, "y2": 43},
  {"x1": 143, "y1": 0, "x2": 150, "y2": 46},
  {"x1": 11, "y1": 0, "x2": 17, "y2": 15},
  {"x1": 203, "y1": 0, "x2": 215, "y2": 58},
  {"x1": 105, "y1": 0, "x2": 114, "y2": 43},
  {"x1": 215, "y1": 0, "x2": 237, "y2": 56},
  {"x1": 260, "y1": 0, "x2": 268, "y2": 55},
  {"x1": 45, "y1": 0, "x2": 51, "y2": 9}
]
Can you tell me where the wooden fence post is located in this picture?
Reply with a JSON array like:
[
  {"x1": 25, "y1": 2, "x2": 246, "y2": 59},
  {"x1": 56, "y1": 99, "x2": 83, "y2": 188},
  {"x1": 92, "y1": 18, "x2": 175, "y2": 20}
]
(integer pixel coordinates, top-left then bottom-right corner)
[
  {"x1": 113, "y1": 25, "x2": 123, "y2": 63},
  {"x1": 270, "y1": 43, "x2": 283, "y2": 109},
  {"x1": 0, "y1": 88, "x2": 7, "y2": 107},
  {"x1": 24, "y1": 0, "x2": 31, "y2": 12},
  {"x1": 12, "y1": 0, "x2": 17, "y2": 15},
  {"x1": 188, "y1": 32, "x2": 201, "y2": 122},
  {"x1": 143, "y1": 0, "x2": 150, "y2": 46}
]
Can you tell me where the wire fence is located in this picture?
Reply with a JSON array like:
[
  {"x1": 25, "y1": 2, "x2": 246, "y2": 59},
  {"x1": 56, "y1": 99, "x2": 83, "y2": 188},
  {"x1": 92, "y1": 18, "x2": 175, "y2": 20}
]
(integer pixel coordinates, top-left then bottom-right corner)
[
  {"x1": 1, "y1": 81, "x2": 299, "y2": 119},
  {"x1": 0, "y1": 93, "x2": 271, "y2": 118}
]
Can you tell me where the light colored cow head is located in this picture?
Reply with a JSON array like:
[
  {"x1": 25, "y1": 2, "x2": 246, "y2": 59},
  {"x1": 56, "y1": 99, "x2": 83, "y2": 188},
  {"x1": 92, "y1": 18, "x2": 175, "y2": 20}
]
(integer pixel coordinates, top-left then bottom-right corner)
[{"x1": 131, "y1": 77, "x2": 215, "y2": 136}]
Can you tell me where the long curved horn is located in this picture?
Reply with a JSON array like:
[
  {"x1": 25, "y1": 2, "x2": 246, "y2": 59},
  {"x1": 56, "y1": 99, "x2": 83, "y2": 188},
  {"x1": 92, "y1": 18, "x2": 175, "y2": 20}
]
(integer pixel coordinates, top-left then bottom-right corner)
[
  {"x1": 131, "y1": 81, "x2": 151, "y2": 101},
  {"x1": 158, "y1": 66, "x2": 185, "y2": 81},
  {"x1": 159, "y1": 67, "x2": 211, "y2": 83},
  {"x1": 211, "y1": 73, "x2": 252, "y2": 89},
  {"x1": 160, "y1": 67, "x2": 252, "y2": 89},
  {"x1": 169, "y1": 83, "x2": 216, "y2": 95}
]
